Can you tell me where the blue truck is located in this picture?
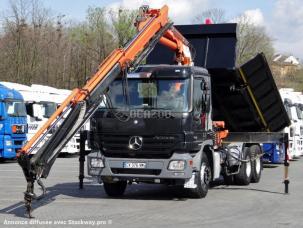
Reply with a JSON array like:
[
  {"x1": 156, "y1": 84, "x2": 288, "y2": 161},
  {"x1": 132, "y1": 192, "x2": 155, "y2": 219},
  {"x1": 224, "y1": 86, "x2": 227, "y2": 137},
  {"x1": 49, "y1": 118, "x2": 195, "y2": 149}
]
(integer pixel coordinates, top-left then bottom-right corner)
[
  {"x1": 262, "y1": 143, "x2": 285, "y2": 164},
  {"x1": 0, "y1": 84, "x2": 27, "y2": 160}
]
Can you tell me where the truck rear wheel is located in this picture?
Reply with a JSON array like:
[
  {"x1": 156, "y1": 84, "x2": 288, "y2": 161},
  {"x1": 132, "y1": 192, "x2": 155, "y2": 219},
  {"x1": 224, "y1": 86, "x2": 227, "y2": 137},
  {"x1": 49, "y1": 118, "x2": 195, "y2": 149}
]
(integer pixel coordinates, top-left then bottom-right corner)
[
  {"x1": 234, "y1": 148, "x2": 252, "y2": 185},
  {"x1": 251, "y1": 145, "x2": 262, "y2": 183},
  {"x1": 103, "y1": 180, "x2": 127, "y2": 197},
  {"x1": 187, "y1": 153, "x2": 211, "y2": 198}
]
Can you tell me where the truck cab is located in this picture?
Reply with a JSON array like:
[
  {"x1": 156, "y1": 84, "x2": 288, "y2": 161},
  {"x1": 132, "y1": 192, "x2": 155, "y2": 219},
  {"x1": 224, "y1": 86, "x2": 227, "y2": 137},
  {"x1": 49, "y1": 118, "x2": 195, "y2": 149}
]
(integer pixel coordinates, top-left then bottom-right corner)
[
  {"x1": 24, "y1": 94, "x2": 58, "y2": 154},
  {"x1": 88, "y1": 65, "x2": 215, "y2": 196},
  {"x1": 30, "y1": 85, "x2": 80, "y2": 154},
  {"x1": 0, "y1": 84, "x2": 27, "y2": 159}
]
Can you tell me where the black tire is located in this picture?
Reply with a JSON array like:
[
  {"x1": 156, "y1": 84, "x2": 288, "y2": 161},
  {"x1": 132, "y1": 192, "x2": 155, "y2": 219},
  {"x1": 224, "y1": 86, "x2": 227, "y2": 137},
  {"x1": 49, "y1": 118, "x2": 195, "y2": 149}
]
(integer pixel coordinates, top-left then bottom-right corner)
[
  {"x1": 234, "y1": 148, "x2": 252, "y2": 185},
  {"x1": 187, "y1": 153, "x2": 211, "y2": 198},
  {"x1": 103, "y1": 180, "x2": 127, "y2": 197},
  {"x1": 250, "y1": 145, "x2": 262, "y2": 183}
]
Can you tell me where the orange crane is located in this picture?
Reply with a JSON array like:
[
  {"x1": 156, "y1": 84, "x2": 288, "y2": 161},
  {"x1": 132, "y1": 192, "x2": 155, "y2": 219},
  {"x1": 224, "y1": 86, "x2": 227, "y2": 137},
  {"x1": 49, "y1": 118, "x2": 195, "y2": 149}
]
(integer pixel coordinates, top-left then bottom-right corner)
[{"x1": 17, "y1": 5, "x2": 193, "y2": 218}]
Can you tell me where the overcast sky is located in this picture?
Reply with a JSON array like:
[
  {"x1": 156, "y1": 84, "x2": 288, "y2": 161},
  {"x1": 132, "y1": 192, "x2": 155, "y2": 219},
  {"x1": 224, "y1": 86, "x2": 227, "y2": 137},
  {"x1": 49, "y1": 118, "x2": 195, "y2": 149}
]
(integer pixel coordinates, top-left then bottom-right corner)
[{"x1": 0, "y1": 0, "x2": 302, "y2": 60}]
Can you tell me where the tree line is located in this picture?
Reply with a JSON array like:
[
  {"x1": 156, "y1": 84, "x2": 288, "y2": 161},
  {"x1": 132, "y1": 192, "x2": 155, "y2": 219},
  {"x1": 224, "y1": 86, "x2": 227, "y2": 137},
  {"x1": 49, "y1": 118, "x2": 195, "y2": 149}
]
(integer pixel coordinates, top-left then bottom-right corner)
[
  {"x1": 0, "y1": 1, "x2": 274, "y2": 89},
  {"x1": 0, "y1": 0, "x2": 137, "y2": 89}
]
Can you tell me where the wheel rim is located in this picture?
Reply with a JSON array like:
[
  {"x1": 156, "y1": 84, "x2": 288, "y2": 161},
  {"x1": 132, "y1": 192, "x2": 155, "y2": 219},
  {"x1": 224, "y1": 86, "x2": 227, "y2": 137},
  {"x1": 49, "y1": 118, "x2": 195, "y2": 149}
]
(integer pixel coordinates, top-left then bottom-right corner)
[
  {"x1": 246, "y1": 160, "x2": 251, "y2": 177},
  {"x1": 255, "y1": 156, "x2": 261, "y2": 175},
  {"x1": 200, "y1": 163, "x2": 210, "y2": 185}
]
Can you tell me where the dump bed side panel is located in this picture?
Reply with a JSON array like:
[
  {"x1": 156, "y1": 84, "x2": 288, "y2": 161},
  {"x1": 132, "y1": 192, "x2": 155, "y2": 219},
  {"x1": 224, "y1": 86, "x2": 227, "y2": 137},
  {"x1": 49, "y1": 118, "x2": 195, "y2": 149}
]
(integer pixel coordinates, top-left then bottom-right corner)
[
  {"x1": 239, "y1": 53, "x2": 291, "y2": 131},
  {"x1": 210, "y1": 54, "x2": 291, "y2": 132}
]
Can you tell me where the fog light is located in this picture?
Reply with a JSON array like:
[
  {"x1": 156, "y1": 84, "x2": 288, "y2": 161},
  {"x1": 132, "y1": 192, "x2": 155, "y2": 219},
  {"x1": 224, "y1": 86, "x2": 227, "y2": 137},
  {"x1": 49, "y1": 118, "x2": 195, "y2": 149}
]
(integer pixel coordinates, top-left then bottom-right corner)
[
  {"x1": 5, "y1": 140, "x2": 12, "y2": 146},
  {"x1": 168, "y1": 160, "x2": 185, "y2": 171},
  {"x1": 90, "y1": 158, "x2": 104, "y2": 168}
]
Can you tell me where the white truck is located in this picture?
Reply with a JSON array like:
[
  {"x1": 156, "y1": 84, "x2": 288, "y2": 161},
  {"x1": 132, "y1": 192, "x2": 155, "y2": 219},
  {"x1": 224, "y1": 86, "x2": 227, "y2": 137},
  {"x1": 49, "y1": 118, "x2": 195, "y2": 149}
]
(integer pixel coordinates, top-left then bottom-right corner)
[
  {"x1": 30, "y1": 84, "x2": 80, "y2": 154},
  {"x1": 291, "y1": 91, "x2": 303, "y2": 156},
  {"x1": 279, "y1": 88, "x2": 302, "y2": 159}
]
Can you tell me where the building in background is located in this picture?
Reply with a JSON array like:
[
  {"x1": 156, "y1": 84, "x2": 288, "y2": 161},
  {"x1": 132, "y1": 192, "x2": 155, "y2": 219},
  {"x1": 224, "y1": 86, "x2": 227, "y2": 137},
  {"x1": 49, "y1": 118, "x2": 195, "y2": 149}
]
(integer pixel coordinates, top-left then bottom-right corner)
[{"x1": 271, "y1": 54, "x2": 301, "y2": 78}]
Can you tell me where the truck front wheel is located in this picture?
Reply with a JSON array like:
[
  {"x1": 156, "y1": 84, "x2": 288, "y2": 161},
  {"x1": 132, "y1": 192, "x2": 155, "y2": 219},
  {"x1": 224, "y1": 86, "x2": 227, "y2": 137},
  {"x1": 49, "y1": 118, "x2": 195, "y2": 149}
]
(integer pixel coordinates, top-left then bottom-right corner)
[
  {"x1": 188, "y1": 153, "x2": 211, "y2": 198},
  {"x1": 103, "y1": 180, "x2": 127, "y2": 197}
]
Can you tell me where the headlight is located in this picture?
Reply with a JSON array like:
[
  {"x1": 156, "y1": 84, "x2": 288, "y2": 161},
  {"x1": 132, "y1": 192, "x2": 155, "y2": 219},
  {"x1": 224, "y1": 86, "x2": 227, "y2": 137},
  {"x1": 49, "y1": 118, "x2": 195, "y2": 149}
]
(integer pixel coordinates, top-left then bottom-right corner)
[
  {"x1": 90, "y1": 158, "x2": 104, "y2": 168},
  {"x1": 5, "y1": 140, "x2": 12, "y2": 146},
  {"x1": 168, "y1": 160, "x2": 185, "y2": 171}
]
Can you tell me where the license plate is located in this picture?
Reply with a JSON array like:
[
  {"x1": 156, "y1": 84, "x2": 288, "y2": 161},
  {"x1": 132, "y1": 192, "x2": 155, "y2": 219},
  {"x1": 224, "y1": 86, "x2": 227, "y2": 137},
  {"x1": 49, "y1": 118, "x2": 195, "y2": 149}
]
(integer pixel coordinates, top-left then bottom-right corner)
[{"x1": 123, "y1": 162, "x2": 146, "y2": 169}]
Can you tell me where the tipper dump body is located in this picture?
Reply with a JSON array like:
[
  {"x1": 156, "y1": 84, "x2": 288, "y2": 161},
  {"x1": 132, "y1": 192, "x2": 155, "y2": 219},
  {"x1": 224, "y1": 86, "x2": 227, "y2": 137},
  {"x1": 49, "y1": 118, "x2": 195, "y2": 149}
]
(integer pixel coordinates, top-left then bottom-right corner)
[{"x1": 147, "y1": 23, "x2": 290, "y2": 132}]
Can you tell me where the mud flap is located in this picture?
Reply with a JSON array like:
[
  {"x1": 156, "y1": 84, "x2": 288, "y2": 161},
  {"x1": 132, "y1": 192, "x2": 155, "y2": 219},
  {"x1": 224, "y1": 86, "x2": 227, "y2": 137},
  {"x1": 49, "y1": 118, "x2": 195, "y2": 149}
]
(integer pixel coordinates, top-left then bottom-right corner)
[{"x1": 184, "y1": 173, "x2": 197, "y2": 189}]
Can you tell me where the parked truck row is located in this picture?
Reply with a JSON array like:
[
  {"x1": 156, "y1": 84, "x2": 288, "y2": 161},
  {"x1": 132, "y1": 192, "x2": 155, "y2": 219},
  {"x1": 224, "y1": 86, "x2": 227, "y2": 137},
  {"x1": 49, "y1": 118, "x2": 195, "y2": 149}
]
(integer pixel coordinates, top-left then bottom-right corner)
[{"x1": 0, "y1": 82, "x2": 80, "y2": 159}]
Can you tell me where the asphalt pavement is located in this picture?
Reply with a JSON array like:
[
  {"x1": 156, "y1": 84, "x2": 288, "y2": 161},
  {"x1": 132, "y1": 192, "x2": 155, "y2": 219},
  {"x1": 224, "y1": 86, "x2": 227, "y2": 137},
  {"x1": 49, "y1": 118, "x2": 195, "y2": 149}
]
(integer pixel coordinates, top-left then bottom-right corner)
[{"x1": 0, "y1": 156, "x2": 302, "y2": 228}]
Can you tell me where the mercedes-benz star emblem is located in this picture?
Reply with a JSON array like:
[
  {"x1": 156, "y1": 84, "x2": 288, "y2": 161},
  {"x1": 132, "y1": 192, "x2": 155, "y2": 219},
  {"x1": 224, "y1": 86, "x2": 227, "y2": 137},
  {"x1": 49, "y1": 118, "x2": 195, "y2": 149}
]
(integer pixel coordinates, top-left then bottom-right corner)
[{"x1": 129, "y1": 136, "x2": 143, "y2": 150}]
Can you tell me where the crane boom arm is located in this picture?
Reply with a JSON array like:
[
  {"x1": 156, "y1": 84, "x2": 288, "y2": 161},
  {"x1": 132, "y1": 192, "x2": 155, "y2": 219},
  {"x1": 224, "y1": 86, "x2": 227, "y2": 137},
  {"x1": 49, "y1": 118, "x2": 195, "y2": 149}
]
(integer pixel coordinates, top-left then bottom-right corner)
[{"x1": 17, "y1": 5, "x2": 193, "y2": 218}]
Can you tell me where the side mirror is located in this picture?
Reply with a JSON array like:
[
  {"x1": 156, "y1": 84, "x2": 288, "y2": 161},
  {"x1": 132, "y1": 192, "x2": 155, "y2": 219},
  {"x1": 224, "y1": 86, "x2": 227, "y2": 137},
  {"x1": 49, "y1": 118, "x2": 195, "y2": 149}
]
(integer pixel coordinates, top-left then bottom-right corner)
[
  {"x1": 201, "y1": 93, "x2": 211, "y2": 113},
  {"x1": 33, "y1": 104, "x2": 44, "y2": 120}
]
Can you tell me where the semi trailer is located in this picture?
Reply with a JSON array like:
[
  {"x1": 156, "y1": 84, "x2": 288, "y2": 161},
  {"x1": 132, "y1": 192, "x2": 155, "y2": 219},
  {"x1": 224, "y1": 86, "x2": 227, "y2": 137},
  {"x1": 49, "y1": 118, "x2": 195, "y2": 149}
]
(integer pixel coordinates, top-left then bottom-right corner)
[{"x1": 16, "y1": 5, "x2": 290, "y2": 217}]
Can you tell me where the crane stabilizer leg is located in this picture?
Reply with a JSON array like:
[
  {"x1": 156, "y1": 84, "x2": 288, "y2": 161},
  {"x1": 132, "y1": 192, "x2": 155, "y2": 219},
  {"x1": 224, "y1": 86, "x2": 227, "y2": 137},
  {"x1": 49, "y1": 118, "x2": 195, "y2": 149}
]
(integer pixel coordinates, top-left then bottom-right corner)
[{"x1": 17, "y1": 6, "x2": 189, "y2": 215}]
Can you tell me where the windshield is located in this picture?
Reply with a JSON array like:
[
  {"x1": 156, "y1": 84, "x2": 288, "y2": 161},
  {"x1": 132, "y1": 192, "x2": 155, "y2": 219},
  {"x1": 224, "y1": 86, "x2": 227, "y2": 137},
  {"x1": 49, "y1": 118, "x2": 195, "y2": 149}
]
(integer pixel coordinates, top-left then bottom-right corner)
[
  {"x1": 105, "y1": 78, "x2": 190, "y2": 112},
  {"x1": 41, "y1": 102, "x2": 57, "y2": 118},
  {"x1": 5, "y1": 100, "x2": 27, "y2": 117}
]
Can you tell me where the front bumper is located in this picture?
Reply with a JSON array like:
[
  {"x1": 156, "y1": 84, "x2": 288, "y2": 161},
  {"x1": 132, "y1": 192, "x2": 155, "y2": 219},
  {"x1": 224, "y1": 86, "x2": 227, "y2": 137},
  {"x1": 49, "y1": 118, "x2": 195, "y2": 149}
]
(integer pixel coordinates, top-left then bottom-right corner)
[
  {"x1": 0, "y1": 135, "x2": 26, "y2": 159},
  {"x1": 87, "y1": 152, "x2": 194, "y2": 181}
]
